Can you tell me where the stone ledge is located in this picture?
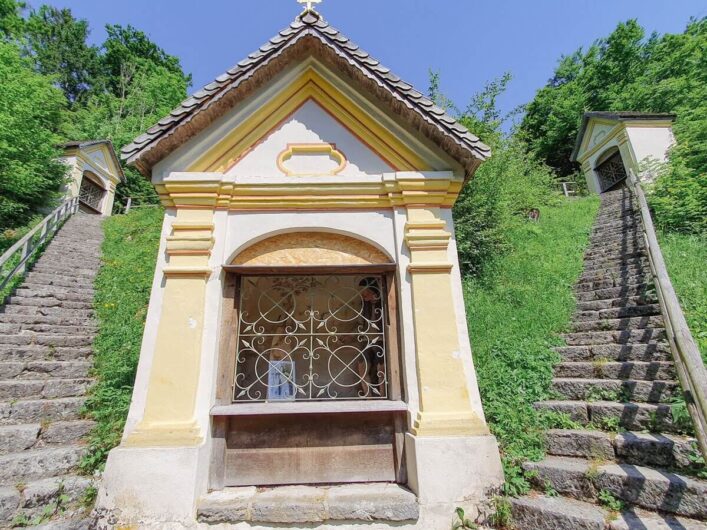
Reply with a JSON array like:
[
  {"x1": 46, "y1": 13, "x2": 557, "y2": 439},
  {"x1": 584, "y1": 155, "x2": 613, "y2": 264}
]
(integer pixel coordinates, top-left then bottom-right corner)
[{"x1": 197, "y1": 483, "x2": 419, "y2": 524}]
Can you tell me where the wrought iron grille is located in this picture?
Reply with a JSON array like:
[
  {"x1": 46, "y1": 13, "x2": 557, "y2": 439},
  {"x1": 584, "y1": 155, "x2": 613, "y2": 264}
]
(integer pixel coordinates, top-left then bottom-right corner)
[
  {"x1": 596, "y1": 152, "x2": 627, "y2": 192},
  {"x1": 78, "y1": 176, "x2": 104, "y2": 212},
  {"x1": 233, "y1": 275, "x2": 388, "y2": 402}
]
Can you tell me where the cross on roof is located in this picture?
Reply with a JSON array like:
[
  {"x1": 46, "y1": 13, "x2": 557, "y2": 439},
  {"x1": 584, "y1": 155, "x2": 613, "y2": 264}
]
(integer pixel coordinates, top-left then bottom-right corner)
[{"x1": 298, "y1": 0, "x2": 322, "y2": 13}]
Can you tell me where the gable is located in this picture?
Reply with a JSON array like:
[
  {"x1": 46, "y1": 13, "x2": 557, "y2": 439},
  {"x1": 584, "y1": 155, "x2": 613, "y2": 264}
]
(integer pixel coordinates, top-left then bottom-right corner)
[
  {"x1": 229, "y1": 100, "x2": 394, "y2": 178},
  {"x1": 577, "y1": 119, "x2": 621, "y2": 161}
]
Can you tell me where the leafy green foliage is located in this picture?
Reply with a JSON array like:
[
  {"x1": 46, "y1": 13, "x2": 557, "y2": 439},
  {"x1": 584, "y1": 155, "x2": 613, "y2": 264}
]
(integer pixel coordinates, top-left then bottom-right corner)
[
  {"x1": 451, "y1": 507, "x2": 478, "y2": 530},
  {"x1": 465, "y1": 197, "x2": 599, "y2": 492},
  {"x1": 0, "y1": 0, "x2": 24, "y2": 38},
  {"x1": 0, "y1": 40, "x2": 67, "y2": 232},
  {"x1": 597, "y1": 489, "x2": 625, "y2": 513},
  {"x1": 81, "y1": 207, "x2": 163, "y2": 472},
  {"x1": 520, "y1": 18, "x2": 707, "y2": 234}
]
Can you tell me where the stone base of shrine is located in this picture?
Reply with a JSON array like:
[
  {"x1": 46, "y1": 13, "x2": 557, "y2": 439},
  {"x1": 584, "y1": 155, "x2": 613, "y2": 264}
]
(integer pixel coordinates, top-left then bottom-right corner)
[{"x1": 95, "y1": 434, "x2": 503, "y2": 529}]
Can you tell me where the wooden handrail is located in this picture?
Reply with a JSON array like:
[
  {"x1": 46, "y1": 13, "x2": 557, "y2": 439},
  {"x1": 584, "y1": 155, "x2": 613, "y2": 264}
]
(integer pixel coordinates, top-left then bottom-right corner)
[
  {"x1": 0, "y1": 196, "x2": 79, "y2": 300},
  {"x1": 627, "y1": 169, "x2": 707, "y2": 458}
]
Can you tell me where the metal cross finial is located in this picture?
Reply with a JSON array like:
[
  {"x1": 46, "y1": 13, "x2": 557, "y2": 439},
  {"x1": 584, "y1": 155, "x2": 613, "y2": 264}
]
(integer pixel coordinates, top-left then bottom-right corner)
[{"x1": 298, "y1": 0, "x2": 322, "y2": 13}]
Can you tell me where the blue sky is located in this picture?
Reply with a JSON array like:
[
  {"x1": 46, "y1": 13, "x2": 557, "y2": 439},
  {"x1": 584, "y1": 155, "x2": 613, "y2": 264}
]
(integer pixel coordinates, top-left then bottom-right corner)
[{"x1": 29, "y1": 0, "x2": 706, "y2": 126}]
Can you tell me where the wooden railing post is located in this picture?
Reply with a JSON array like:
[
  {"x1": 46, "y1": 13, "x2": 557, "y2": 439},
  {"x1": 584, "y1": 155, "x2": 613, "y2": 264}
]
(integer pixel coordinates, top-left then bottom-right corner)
[{"x1": 627, "y1": 169, "x2": 707, "y2": 459}]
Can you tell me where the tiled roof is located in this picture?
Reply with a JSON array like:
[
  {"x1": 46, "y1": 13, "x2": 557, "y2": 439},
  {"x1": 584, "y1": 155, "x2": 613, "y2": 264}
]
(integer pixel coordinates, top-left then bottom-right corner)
[{"x1": 121, "y1": 10, "x2": 490, "y2": 175}]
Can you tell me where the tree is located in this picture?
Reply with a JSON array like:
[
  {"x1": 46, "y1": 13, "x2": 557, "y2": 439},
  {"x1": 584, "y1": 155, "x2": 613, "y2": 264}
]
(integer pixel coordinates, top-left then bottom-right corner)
[
  {"x1": 0, "y1": 40, "x2": 67, "y2": 231},
  {"x1": 25, "y1": 5, "x2": 100, "y2": 105},
  {"x1": 0, "y1": 0, "x2": 24, "y2": 39}
]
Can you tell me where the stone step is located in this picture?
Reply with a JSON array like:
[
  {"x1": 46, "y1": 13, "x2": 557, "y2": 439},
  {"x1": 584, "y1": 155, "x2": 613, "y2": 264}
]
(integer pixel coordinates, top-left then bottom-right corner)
[
  {"x1": 1, "y1": 304, "x2": 94, "y2": 318},
  {"x1": 0, "y1": 334, "x2": 93, "y2": 348},
  {"x1": 0, "y1": 313, "x2": 95, "y2": 328},
  {"x1": 562, "y1": 328, "x2": 666, "y2": 346},
  {"x1": 554, "y1": 361, "x2": 675, "y2": 381},
  {"x1": 0, "y1": 420, "x2": 94, "y2": 455},
  {"x1": 545, "y1": 429, "x2": 700, "y2": 471},
  {"x1": 576, "y1": 296, "x2": 658, "y2": 312},
  {"x1": 0, "y1": 379, "x2": 92, "y2": 400},
  {"x1": 583, "y1": 257, "x2": 649, "y2": 274},
  {"x1": 576, "y1": 284, "x2": 653, "y2": 303},
  {"x1": 535, "y1": 400, "x2": 685, "y2": 434},
  {"x1": 583, "y1": 251, "x2": 649, "y2": 268},
  {"x1": 554, "y1": 344, "x2": 671, "y2": 362},
  {"x1": 24, "y1": 273, "x2": 94, "y2": 290},
  {"x1": 0, "y1": 345, "x2": 93, "y2": 362},
  {"x1": 579, "y1": 266, "x2": 650, "y2": 284},
  {"x1": 510, "y1": 494, "x2": 608, "y2": 530},
  {"x1": 585, "y1": 242, "x2": 646, "y2": 257},
  {"x1": 0, "y1": 361, "x2": 92, "y2": 380},
  {"x1": 0, "y1": 397, "x2": 85, "y2": 425},
  {"x1": 12, "y1": 288, "x2": 94, "y2": 303},
  {"x1": 551, "y1": 378, "x2": 680, "y2": 403},
  {"x1": 0, "y1": 446, "x2": 85, "y2": 485},
  {"x1": 0, "y1": 322, "x2": 97, "y2": 335},
  {"x1": 524, "y1": 456, "x2": 707, "y2": 519},
  {"x1": 571, "y1": 316, "x2": 664, "y2": 333},
  {"x1": 196, "y1": 483, "x2": 419, "y2": 525},
  {"x1": 29, "y1": 266, "x2": 97, "y2": 279},
  {"x1": 575, "y1": 275, "x2": 650, "y2": 293},
  {"x1": 590, "y1": 222, "x2": 641, "y2": 236},
  {"x1": 33, "y1": 257, "x2": 101, "y2": 271},
  {"x1": 574, "y1": 304, "x2": 662, "y2": 322},
  {"x1": 2, "y1": 474, "x2": 93, "y2": 525},
  {"x1": 510, "y1": 494, "x2": 707, "y2": 530},
  {"x1": 4, "y1": 296, "x2": 93, "y2": 310}
]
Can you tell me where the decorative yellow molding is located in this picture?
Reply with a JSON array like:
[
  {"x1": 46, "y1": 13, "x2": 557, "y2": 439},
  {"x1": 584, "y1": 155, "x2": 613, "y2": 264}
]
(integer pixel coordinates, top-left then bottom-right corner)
[
  {"x1": 124, "y1": 421, "x2": 203, "y2": 448},
  {"x1": 187, "y1": 69, "x2": 431, "y2": 174},
  {"x1": 276, "y1": 143, "x2": 347, "y2": 176}
]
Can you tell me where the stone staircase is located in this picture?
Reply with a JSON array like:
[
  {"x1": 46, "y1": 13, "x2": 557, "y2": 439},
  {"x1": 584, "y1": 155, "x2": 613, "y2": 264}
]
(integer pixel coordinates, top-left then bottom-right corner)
[
  {"x1": 0, "y1": 213, "x2": 103, "y2": 528},
  {"x1": 511, "y1": 187, "x2": 707, "y2": 529}
]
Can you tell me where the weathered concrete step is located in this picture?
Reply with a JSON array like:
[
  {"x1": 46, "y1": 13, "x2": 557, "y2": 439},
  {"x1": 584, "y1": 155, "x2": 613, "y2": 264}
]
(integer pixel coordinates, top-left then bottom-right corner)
[
  {"x1": 11, "y1": 288, "x2": 94, "y2": 303},
  {"x1": 562, "y1": 328, "x2": 666, "y2": 346},
  {"x1": 0, "y1": 313, "x2": 94, "y2": 328},
  {"x1": 0, "y1": 322, "x2": 97, "y2": 335},
  {"x1": 535, "y1": 400, "x2": 685, "y2": 434},
  {"x1": 0, "y1": 361, "x2": 92, "y2": 380},
  {"x1": 0, "y1": 334, "x2": 93, "y2": 347},
  {"x1": 576, "y1": 284, "x2": 653, "y2": 303},
  {"x1": 0, "y1": 397, "x2": 85, "y2": 425},
  {"x1": 545, "y1": 429, "x2": 700, "y2": 471},
  {"x1": 554, "y1": 344, "x2": 671, "y2": 362},
  {"x1": 577, "y1": 296, "x2": 657, "y2": 312},
  {"x1": 555, "y1": 361, "x2": 675, "y2": 381},
  {"x1": 524, "y1": 456, "x2": 707, "y2": 519},
  {"x1": 0, "y1": 420, "x2": 94, "y2": 455},
  {"x1": 4, "y1": 295, "x2": 93, "y2": 310},
  {"x1": 574, "y1": 304, "x2": 662, "y2": 322},
  {"x1": 510, "y1": 494, "x2": 608, "y2": 530},
  {"x1": 0, "y1": 446, "x2": 85, "y2": 485},
  {"x1": 0, "y1": 378, "x2": 92, "y2": 400},
  {"x1": 1, "y1": 474, "x2": 94, "y2": 525},
  {"x1": 571, "y1": 316, "x2": 664, "y2": 333},
  {"x1": 575, "y1": 275, "x2": 650, "y2": 293},
  {"x1": 197, "y1": 483, "x2": 419, "y2": 525},
  {"x1": 1, "y1": 304, "x2": 94, "y2": 318},
  {"x1": 24, "y1": 273, "x2": 94, "y2": 289},
  {"x1": 551, "y1": 378, "x2": 680, "y2": 403},
  {"x1": 0, "y1": 345, "x2": 93, "y2": 362}
]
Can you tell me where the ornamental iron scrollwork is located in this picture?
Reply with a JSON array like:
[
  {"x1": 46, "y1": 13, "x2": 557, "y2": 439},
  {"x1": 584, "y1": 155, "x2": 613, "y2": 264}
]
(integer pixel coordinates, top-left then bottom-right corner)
[
  {"x1": 596, "y1": 152, "x2": 627, "y2": 193},
  {"x1": 78, "y1": 175, "x2": 105, "y2": 211},
  {"x1": 233, "y1": 275, "x2": 388, "y2": 402}
]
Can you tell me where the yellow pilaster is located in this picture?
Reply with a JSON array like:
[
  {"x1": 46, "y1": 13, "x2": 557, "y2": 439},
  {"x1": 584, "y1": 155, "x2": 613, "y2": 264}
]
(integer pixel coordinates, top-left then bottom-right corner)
[
  {"x1": 405, "y1": 207, "x2": 488, "y2": 437},
  {"x1": 124, "y1": 208, "x2": 215, "y2": 447}
]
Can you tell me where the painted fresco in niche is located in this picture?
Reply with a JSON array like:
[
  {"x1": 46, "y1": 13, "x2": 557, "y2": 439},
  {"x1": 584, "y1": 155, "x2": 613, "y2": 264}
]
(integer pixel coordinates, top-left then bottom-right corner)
[
  {"x1": 232, "y1": 232, "x2": 391, "y2": 266},
  {"x1": 227, "y1": 100, "x2": 394, "y2": 178}
]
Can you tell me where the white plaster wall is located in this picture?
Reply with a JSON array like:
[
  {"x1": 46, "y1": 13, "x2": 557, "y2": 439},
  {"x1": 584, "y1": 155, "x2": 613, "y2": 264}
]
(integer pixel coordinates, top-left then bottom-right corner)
[
  {"x1": 229, "y1": 100, "x2": 393, "y2": 178},
  {"x1": 626, "y1": 125, "x2": 675, "y2": 166}
]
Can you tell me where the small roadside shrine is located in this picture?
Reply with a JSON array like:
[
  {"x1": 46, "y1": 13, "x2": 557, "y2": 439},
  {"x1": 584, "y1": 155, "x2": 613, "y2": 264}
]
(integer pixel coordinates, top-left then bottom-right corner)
[
  {"x1": 571, "y1": 111, "x2": 675, "y2": 194},
  {"x1": 98, "y1": 3, "x2": 504, "y2": 528}
]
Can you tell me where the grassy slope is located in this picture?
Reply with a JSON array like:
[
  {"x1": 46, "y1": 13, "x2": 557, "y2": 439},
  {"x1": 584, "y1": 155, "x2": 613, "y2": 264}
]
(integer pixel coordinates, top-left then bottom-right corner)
[
  {"x1": 82, "y1": 207, "x2": 163, "y2": 472},
  {"x1": 464, "y1": 196, "x2": 599, "y2": 493},
  {"x1": 659, "y1": 231, "x2": 707, "y2": 362}
]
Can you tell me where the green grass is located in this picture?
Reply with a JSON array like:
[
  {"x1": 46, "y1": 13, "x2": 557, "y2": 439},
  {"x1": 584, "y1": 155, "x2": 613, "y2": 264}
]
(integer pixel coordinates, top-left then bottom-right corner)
[
  {"x1": 658, "y1": 231, "x2": 707, "y2": 362},
  {"x1": 464, "y1": 196, "x2": 599, "y2": 494},
  {"x1": 81, "y1": 207, "x2": 163, "y2": 472}
]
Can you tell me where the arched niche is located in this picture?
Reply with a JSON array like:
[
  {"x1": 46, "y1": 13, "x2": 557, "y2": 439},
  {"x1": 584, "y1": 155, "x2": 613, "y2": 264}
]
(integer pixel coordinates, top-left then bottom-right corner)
[
  {"x1": 594, "y1": 146, "x2": 627, "y2": 193},
  {"x1": 78, "y1": 170, "x2": 107, "y2": 213},
  {"x1": 231, "y1": 231, "x2": 392, "y2": 267}
]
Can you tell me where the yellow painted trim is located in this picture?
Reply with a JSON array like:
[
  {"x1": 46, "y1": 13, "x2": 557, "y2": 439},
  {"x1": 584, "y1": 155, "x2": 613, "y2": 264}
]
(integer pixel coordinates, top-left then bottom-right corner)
[
  {"x1": 188, "y1": 69, "x2": 431, "y2": 173},
  {"x1": 276, "y1": 143, "x2": 347, "y2": 176}
]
